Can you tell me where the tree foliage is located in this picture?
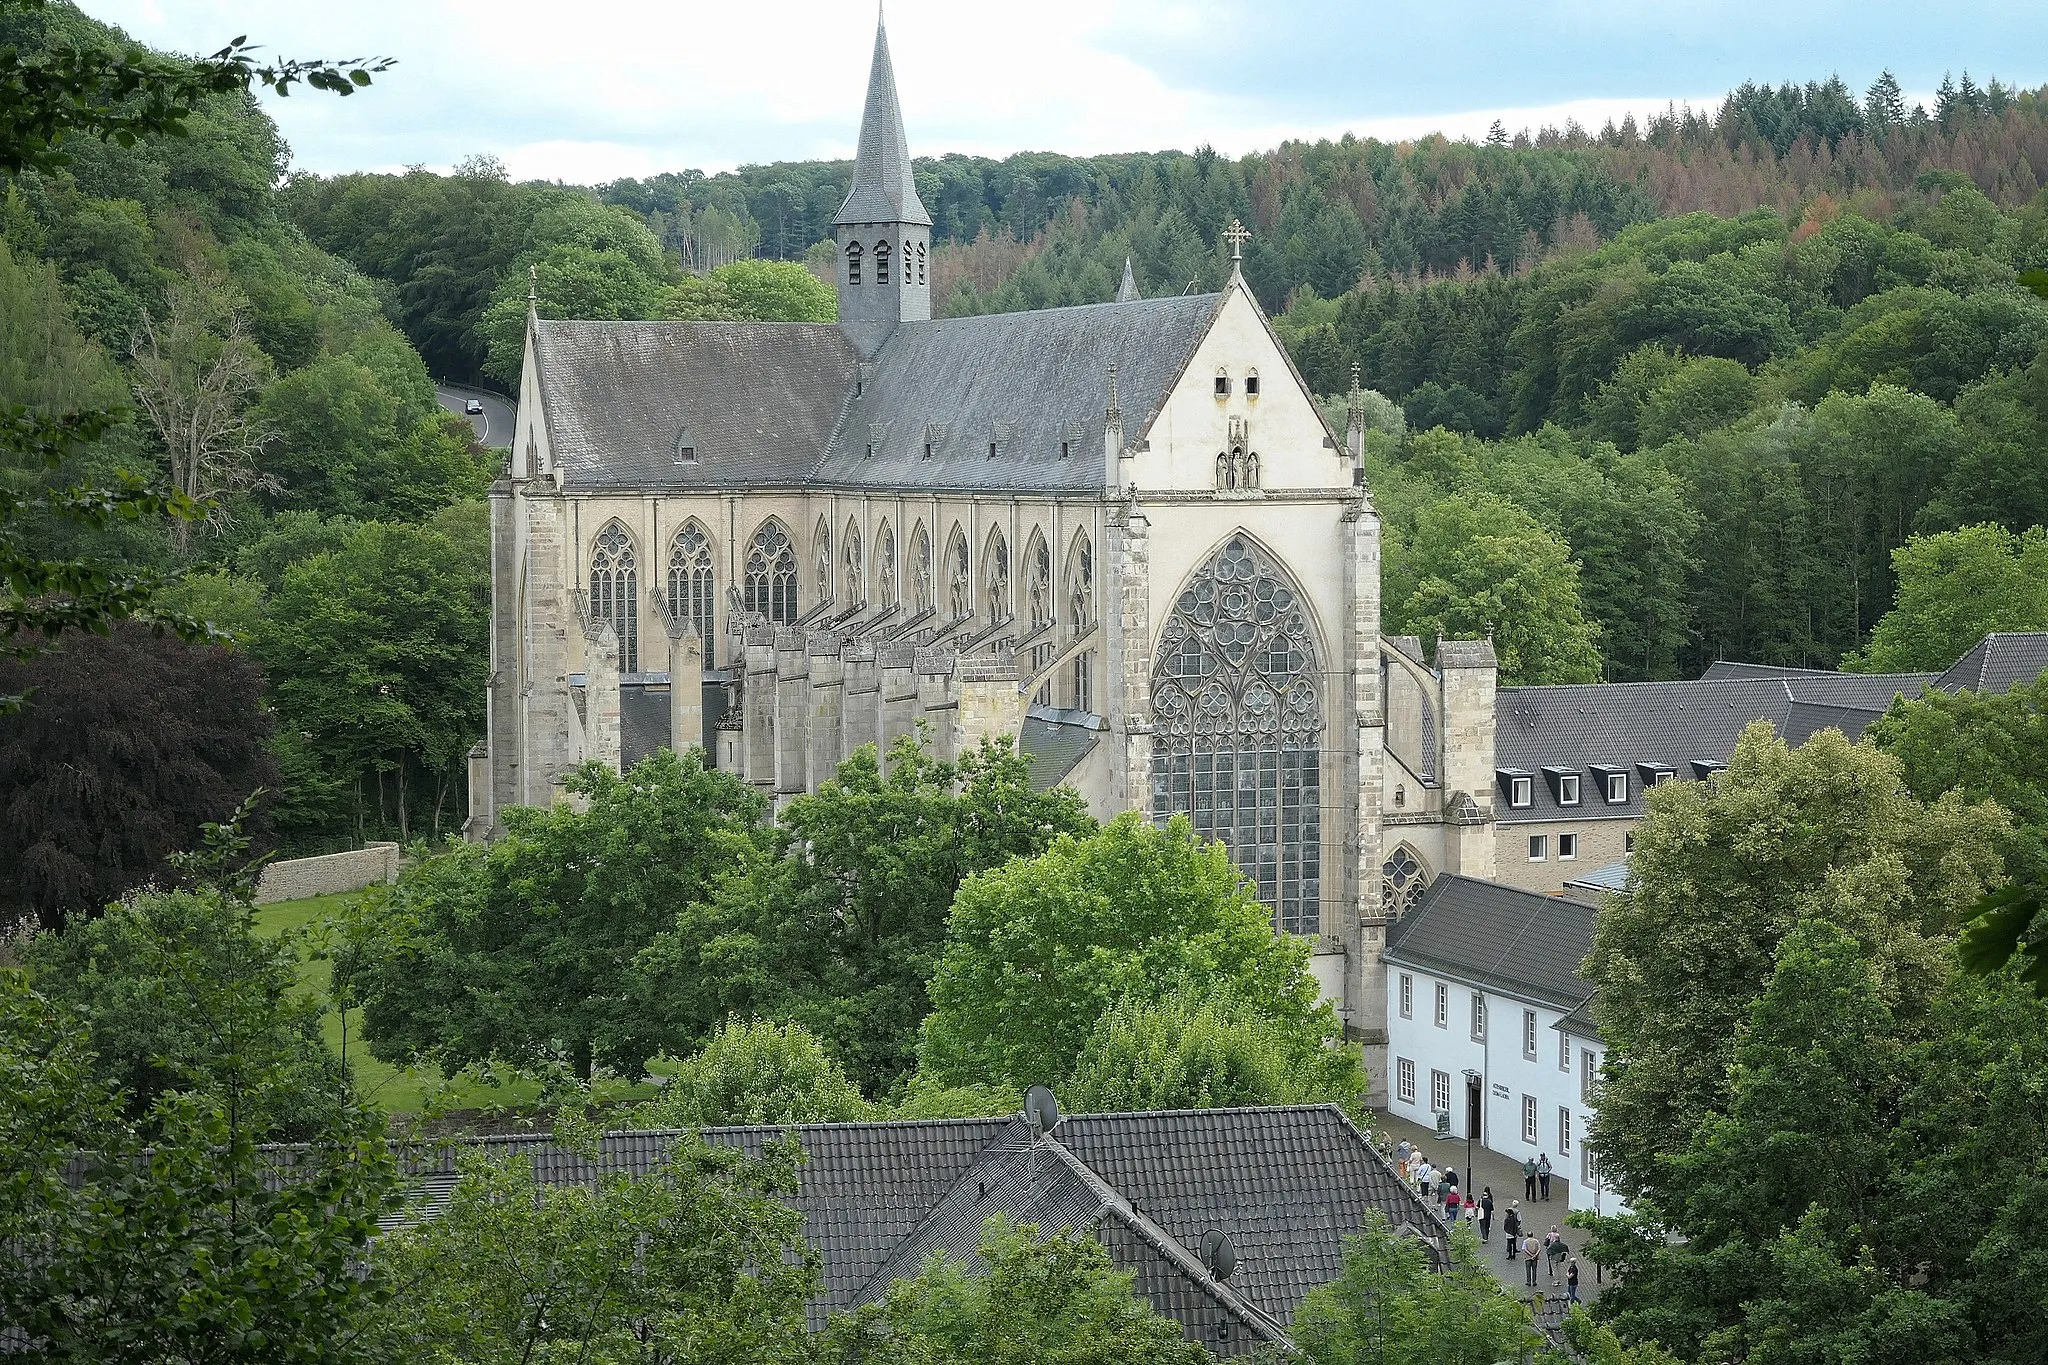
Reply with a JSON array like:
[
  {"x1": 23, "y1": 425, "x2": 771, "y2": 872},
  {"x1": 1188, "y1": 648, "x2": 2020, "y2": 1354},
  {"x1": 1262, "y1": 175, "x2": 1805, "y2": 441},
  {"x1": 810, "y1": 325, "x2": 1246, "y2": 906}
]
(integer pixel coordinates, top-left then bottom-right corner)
[
  {"x1": 634, "y1": 1016, "x2": 870, "y2": 1128},
  {"x1": 1583, "y1": 722, "x2": 2007, "y2": 1197},
  {"x1": 918, "y1": 812, "x2": 1333, "y2": 1092},
  {"x1": 639, "y1": 735, "x2": 1093, "y2": 1095},
  {"x1": 1849, "y1": 524, "x2": 2048, "y2": 673},
  {"x1": 1293, "y1": 1215, "x2": 1542, "y2": 1365},
  {"x1": 0, "y1": 621, "x2": 275, "y2": 928}
]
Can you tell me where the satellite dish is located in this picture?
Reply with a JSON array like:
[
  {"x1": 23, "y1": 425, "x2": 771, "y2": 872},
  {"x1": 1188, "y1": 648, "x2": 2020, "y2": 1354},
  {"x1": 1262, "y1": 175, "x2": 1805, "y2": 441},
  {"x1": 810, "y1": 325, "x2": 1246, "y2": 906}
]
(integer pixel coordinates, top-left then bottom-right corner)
[
  {"x1": 1199, "y1": 1228, "x2": 1237, "y2": 1281},
  {"x1": 1023, "y1": 1084, "x2": 1061, "y2": 1136}
]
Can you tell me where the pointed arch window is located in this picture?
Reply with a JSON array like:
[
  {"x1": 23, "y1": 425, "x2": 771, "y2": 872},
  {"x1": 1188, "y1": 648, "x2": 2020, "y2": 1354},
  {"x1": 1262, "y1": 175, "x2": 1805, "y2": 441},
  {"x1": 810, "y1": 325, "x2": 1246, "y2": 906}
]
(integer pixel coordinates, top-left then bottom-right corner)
[
  {"x1": 845, "y1": 240, "x2": 862, "y2": 285},
  {"x1": 874, "y1": 239, "x2": 891, "y2": 286},
  {"x1": 946, "y1": 529, "x2": 971, "y2": 621},
  {"x1": 984, "y1": 528, "x2": 1011, "y2": 624},
  {"x1": 590, "y1": 521, "x2": 640, "y2": 674},
  {"x1": 1066, "y1": 531, "x2": 1094, "y2": 713},
  {"x1": 1151, "y1": 534, "x2": 1322, "y2": 935},
  {"x1": 910, "y1": 522, "x2": 934, "y2": 614},
  {"x1": 813, "y1": 518, "x2": 832, "y2": 604},
  {"x1": 843, "y1": 521, "x2": 865, "y2": 608},
  {"x1": 1026, "y1": 534, "x2": 1053, "y2": 704},
  {"x1": 667, "y1": 522, "x2": 716, "y2": 666},
  {"x1": 877, "y1": 521, "x2": 898, "y2": 607},
  {"x1": 744, "y1": 521, "x2": 798, "y2": 626},
  {"x1": 1382, "y1": 844, "x2": 1431, "y2": 919}
]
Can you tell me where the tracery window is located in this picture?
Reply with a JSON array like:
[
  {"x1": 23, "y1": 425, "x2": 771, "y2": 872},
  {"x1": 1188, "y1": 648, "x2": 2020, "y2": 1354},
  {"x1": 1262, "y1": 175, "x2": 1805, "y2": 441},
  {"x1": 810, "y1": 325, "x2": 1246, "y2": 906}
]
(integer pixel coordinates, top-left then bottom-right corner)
[
  {"x1": 666, "y1": 521, "x2": 716, "y2": 666},
  {"x1": 946, "y1": 529, "x2": 971, "y2": 620},
  {"x1": 813, "y1": 518, "x2": 832, "y2": 603},
  {"x1": 910, "y1": 522, "x2": 934, "y2": 613},
  {"x1": 589, "y1": 520, "x2": 640, "y2": 674},
  {"x1": 744, "y1": 521, "x2": 797, "y2": 626},
  {"x1": 843, "y1": 522, "x2": 865, "y2": 607},
  {"x1": 984, "y1": 528, "x2": 1011, "y2": 623},
  {"x1": 876, "y1": 522, "x2": 897, "y2": 607},
  {"x1": 1067, "y1": 532, "x2": 1094, "y2": 712},
  {"x1": 1026, "y1": 534, "x2": 1053, "y2": 705},
  {"x1": 1382, "y1": 844, "x2": 1431, "y2": 919},
  {"x1": 874, "y1": 239, "x2": 891, "y2": 286},
  {"x1": 1150, "y1": 534, "x2": 1322, "y2": 935}
]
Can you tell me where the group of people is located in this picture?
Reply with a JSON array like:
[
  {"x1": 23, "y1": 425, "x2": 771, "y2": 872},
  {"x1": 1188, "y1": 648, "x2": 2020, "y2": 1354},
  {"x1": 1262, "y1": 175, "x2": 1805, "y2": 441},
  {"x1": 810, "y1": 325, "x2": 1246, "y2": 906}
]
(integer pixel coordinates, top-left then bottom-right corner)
[{"x1": 1393, "y1": 1138, "x2": 1582, "y2": 1305}]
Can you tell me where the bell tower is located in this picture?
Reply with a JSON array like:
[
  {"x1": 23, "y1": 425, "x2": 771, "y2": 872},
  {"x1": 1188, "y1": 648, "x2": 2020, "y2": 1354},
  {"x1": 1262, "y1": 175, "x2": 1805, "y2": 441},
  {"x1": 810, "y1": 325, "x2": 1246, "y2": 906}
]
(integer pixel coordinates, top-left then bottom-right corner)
[{"x1": 834, "y1": 12, "x2": 931, "y2": 355}]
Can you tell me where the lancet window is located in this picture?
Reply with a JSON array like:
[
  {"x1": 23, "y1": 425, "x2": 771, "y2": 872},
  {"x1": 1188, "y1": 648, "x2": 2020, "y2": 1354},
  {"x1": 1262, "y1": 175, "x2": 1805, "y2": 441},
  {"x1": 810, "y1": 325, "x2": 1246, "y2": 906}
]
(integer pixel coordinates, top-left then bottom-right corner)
[
  {"x1": 666, "y1": 522, "x2": 716, "y2": 666},
  {"x1": 843, "y1": 523, "x2": 865, "y2": 607},
  {"x1": 1150, "y1": 534, "x2": 1322, "y2": 935},
  {"x1": 744, "y1": 521, "x2": 798, "y2": 626},
  {"x1": 910, "y1": 523, "x2": 934, "y2": 614},
  {"x1": 814, "y1": 518, "x2": 832, "y2": 603},
  {"x1": 984, "y1": 529, "x2": 1011, "y2": 623},
  {"x1": 1027, "y1": 534, "x2": 1053, "y2": 704},
  {"x1": 1066, "y1": 531, "x2": 1094, "y2": 712},
  {"x1": 589, "y1": 521, "x2": 640, "y2": 674},
  {"x1": 946, "y1": 529, "x2": 971, "y2": 620}
]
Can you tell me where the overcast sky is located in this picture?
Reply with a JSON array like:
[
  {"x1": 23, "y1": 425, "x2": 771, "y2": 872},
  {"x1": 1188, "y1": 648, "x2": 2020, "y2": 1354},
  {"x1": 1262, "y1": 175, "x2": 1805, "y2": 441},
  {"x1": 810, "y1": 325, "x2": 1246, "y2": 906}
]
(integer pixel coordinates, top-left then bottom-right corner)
[{"x1": 89, "y1": 1, "x2": 2046, "y2": 184}]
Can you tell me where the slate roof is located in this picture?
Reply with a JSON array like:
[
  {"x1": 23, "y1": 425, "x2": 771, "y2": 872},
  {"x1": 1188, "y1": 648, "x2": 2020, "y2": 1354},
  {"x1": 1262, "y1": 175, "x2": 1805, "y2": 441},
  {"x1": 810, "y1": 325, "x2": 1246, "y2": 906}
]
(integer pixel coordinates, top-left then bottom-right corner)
[
  {"x1": 532, "y1": 320, "x2": 858, "y2": 491},
  {"x1": 835, "y1": 19, "x2": 930, "y2": 228},
  {"x1": 1936, "y1": 632, "x2": 2048, "y2": 693},
  {"x1": 1494, "y1": 672, "x2": 1932, "y2": 823},
  {"x1": 372, "y1": 1106, "x2": 1442, "y2": 1357},
  {"x1": 1383, "y1": 874, "x2": 1596, "y2": 1013},
  {"x1": 619, "y1": 684, "x2": 670, "y2": 768},
  {"x1": 812, "y1": 293, "x2": 1223, "y2": 493},
  {"x1": 1019, "y1": 706, "x2": 1103, "y2": 791}
]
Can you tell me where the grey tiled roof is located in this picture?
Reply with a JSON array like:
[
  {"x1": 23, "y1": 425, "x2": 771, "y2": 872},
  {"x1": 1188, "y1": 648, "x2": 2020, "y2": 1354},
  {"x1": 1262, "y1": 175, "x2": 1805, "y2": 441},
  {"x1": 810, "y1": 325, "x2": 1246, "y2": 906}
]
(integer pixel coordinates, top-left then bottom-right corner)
[
  {"x1": 812, "y1": 294, "x2": 1224, "y2": 492},
  {"x1": 533, "y1": 320, "x2": 858, "y2": 491},
  {"x1": 1019, "y1": 709, "x2": 1102, "y2": 791},
  {"x1": 1937, "y1": 632, "x2": 2048, "y2": 694},
  {"x1": 373, "y1": 1106, "x2": 1441, "y2": 1355},
  {"x1": 835, "y1": 20, "x2": 930, "y2": 228},
  {"x1": 1493, "y1": 672, "x2": 1931, "y2": 823},
  {"x1": 1383, "y1": 874, "x2": 1596, "y2": 1013},
  {"x1": 619, "y1": 684, "x2": 670, "y2": 767}
]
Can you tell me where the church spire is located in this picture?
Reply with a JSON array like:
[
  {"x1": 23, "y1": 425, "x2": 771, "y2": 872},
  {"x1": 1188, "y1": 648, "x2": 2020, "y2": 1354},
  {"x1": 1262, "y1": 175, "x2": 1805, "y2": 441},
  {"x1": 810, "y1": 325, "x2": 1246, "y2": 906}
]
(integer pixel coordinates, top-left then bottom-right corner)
[
  {"x1": 1117, "y1": 256, "x2": 1141, "y2": 303},
  {"x1": 835, "y1": 10, "x2": 931, "y2": 228}
]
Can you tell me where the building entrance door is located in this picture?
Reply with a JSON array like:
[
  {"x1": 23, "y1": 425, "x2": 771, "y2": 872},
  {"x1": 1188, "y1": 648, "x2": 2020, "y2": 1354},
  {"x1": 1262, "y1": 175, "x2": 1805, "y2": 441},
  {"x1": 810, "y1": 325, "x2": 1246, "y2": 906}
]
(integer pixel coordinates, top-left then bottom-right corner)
[{"x1": 1465, "y1": 1075, "x2": 1482, "y2": 1140}]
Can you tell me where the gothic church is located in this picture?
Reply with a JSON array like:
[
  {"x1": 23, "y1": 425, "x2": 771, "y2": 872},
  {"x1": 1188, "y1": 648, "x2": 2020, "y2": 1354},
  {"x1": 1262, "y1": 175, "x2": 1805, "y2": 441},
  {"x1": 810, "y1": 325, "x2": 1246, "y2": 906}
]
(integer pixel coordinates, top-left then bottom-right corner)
[{"x1": 473, "y1": 16, "x2": 1502, "y2": 1063}]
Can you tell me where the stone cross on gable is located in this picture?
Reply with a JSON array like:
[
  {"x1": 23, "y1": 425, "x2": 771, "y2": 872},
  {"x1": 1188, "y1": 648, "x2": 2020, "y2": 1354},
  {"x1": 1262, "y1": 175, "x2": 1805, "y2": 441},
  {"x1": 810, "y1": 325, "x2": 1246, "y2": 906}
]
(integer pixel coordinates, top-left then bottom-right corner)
[{"x1": 1223, "y1": 219, "x2": 1251, "y2": 261}]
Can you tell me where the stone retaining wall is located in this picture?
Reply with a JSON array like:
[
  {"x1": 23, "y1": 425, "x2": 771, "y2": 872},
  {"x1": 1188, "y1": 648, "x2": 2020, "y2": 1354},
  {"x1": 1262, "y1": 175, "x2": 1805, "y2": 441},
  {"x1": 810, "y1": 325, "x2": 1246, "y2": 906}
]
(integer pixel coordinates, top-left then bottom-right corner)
[{"x1": 255, "y1": 842, "x2": 401, "y2": 904}]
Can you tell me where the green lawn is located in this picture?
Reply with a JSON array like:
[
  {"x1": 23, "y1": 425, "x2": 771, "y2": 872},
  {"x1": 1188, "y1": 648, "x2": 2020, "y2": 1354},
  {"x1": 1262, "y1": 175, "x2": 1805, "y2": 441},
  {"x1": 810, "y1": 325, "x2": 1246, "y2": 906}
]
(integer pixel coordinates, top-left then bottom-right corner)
[{"x1": 253, "y1": 892, "x2": 659, "y2": 1116}]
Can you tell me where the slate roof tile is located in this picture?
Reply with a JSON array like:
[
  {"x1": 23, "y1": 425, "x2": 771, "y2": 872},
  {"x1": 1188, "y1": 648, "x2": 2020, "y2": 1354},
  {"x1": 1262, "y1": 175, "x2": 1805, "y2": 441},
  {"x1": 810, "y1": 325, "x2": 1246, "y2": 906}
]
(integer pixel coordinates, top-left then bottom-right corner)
[{"x1": 1383, "y1": 874, "x2": 1596, "y2": 1013}]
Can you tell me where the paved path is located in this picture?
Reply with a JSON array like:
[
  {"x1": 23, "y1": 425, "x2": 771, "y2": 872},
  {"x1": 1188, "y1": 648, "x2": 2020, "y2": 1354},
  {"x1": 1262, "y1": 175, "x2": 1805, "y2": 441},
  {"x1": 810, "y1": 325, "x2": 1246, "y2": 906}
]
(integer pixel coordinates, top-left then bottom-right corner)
[
  {"x1": 435, "y1": 384, "x2": 517, "y2": 450},
  {"x1": 1373, "y1": 1111, "x2": 1602, "y2": 1310}
]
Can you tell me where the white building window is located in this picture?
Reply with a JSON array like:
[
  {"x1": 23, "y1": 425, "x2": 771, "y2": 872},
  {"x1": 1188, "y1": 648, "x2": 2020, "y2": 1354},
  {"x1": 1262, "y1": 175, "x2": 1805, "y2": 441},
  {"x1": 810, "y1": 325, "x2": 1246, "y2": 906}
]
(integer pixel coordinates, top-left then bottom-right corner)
[
  {"x1": 1558, "y1": 772, "x2": 1581, "y2": 805},
  {"x1": 1521, "y1": 1094, "x2": 1538, "y2": 1144},
  {"x1": 1559, "y1": 833, "x2": 1578, "y2": 860},
  {"x1": 1397, "y1": 1057, "x2": 1416, "y2": 1103},
  {"x1": 1559, "y1": 1030, "x2": 1572, "y2": 1072},
  {"x1": 1509, "y1": 775, "x2": 1532, "y2": 808},
  {"x1": 1399, "y1": 973, "x2": 1413, "y2": 1019},
  {"x1": 1470, "y1": 992, "x2": 1486, "y2": 1042},
  {"x1": 1559, "y1": 1107, "x2": 1573, "y2": 1155},
  {"x1": 1582, "y1": 1146, "x2": 1600, "y2": 1191},
  {"x1": 1581, "y1": 1048, "x2": 1597, "y2": 1102},
  {"x1": 1529, "y1": 835, "x2": 1548, "y2": 861},
  {"x1": 1606, "y1": 772, "x2": 1629, "y2": 803},
  {"x1": 1523, "y1": 1009, "x2": 1538, "y2": 1059},
  {"x1": 1430, "y1": 1068, "x2": 1451, "y2": 1115},
  {"x1": 1434, "y1": 983, "x2": 1448, "y2": 1028}
]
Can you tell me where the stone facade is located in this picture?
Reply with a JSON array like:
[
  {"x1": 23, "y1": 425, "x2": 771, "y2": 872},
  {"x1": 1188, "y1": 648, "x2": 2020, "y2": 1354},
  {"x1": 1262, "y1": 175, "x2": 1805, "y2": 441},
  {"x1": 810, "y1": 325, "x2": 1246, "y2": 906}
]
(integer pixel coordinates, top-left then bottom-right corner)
[{"x1": 255, "y1": 843, "x2": 401, "y2": 904}]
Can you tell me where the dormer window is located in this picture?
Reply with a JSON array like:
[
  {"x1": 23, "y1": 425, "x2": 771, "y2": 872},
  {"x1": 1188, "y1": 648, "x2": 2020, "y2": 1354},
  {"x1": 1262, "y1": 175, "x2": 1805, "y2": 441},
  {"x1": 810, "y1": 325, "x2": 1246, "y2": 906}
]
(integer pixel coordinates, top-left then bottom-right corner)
[
  {"x1": 1214, "y1": 369, "x2": 1231, "y2": 398},
  {"x1": 1246, "y1": 370, "x2": 1261, "y2": 397},
  {"x1": 1500, "y1": 769, "x2": 1533, "y2": 808},
  {"x1": 988, "y1": 442, "x2": 997, "y2": 458},
  {"x1": 1590, "y1": 765, "x2": 1628, "y2": 804},
  {"x1": 1638, "y1": 762, "x2": 1677, "y2": 788},
  {"x1": 923, "y1": 443, "x2": 933, "y2": 460},
  {"x1": 676, "y1": 445, "x2": 696, "y2": 464},
  {"x1": 1059, "y1": 440, "x2": 1070, "y2": 458},
  {"x1": 1544, "y1": 768, "x2": 1580, "y2": 805},
  {"x1": 845, "y1": 241, "x2": 862, "y2": 285},
  {"x1": 865, "y1": 443, "x2": 874, "y2": 459},
  {"x1": 1691, "y1": 760, "x2": 1726, "y2": 780}
]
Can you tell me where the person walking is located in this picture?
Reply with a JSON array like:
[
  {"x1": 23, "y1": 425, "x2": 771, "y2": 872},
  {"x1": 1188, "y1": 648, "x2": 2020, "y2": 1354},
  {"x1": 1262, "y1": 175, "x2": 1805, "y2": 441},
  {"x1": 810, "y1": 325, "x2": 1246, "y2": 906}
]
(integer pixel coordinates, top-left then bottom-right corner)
[
  {"x1": 1522, "y1": 1156, "x2": 1537, "y2": 1200},
  {"x1": 1538, "y1": 1152, "x2": 1553, "y2": 1201},
  {"x1": 1502, "y1": 1202, "x2": 1521, "y2": 1261},
  {"x1": 1478, "y1": 1187, "x2": 1494, "y2": 1243},
  {"x1": 1545, "y1": 1226, "x2": 1564, "y2": 1284},
  {"x1": 1397, "y1": 1138, "x2": 1412, "y2": 1168},
  {"x1": 1566, "y1": 1257, "x2": 1581, "y2": 1305},
  {"x1": 1417, "y1": 1159, "x2": 1434, "y2": 1199},
  {"x1": 1522, "y1": 1233, "x2": 1539, "y2": 1287},
  {"x1": 1444, "y1": 1184, "x2": 1462, "y2": 1225}
]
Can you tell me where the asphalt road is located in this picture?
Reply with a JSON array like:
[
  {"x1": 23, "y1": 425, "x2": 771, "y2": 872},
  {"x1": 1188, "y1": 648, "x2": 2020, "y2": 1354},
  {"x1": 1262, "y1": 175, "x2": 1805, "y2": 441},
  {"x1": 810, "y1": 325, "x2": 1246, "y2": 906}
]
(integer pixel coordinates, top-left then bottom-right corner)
[{"x1": 435, "y1": 385, "x2": 517, "y2": 450}]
